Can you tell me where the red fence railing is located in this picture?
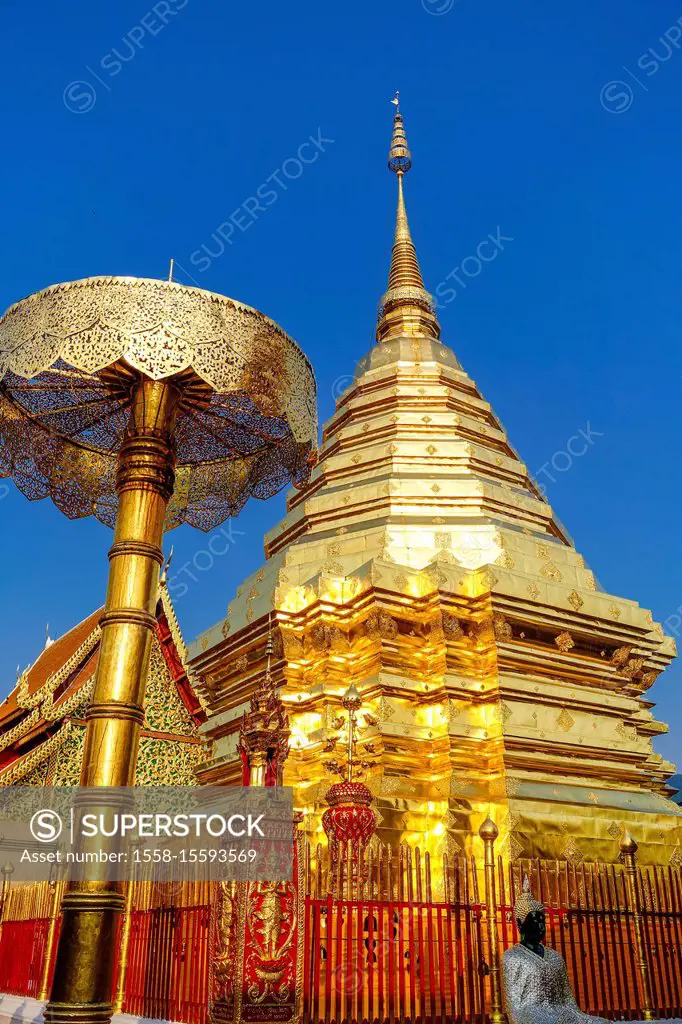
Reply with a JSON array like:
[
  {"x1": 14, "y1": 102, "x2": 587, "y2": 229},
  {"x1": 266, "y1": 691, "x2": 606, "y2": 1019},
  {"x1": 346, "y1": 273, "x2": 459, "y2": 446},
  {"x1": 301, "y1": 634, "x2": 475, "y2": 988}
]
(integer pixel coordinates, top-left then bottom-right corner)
[
  {"x1": 123, "y1": 898, "x2": 212, "y2": 1024},
  {"x1": 0, "y1": 846, "x2": 681, "y2": 1024},
  {"x1": 302, "y1": 843, "x2": 487, "y2": 1024},
  {"x1": 640, "y1": 865, "x2": 682, "y2": 1018},
  {"x1": 0, "y1": 918, "x2": 51, "y2": 997}
]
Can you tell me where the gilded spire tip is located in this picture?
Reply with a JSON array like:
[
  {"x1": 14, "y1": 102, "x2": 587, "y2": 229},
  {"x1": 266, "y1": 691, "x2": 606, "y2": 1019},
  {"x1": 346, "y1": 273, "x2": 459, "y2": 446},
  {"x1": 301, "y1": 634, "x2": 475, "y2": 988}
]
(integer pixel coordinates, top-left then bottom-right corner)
[
  {"x1": 376, "y1": 97, "x2": 440, "y2": 343},
  {"x1": 388, "y1": 94, "x2": 412, "y2": 175},
  {"x1": 160, "y1": 546, "x2": 174, "y2": 585}
]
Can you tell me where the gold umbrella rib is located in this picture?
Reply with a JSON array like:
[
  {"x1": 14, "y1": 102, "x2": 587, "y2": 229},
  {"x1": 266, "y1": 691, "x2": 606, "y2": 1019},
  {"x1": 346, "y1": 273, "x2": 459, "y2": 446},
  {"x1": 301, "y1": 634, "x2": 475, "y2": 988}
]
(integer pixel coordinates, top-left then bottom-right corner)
[
  {"x1": 0, "y1": 388, "x2": 128, "y2": 454},
  {"x1": 34, "y1": 397, "x2": 123, "y2": 418},
  {"x1": 202, "y1": 403, "x2": 288, "y2": 445},
  {"x1": 9, "y1": 383, "x2": 114, "y2": 392},
  {"x1": 30, "y1": 366, "x2": 103, "y2": 381}
]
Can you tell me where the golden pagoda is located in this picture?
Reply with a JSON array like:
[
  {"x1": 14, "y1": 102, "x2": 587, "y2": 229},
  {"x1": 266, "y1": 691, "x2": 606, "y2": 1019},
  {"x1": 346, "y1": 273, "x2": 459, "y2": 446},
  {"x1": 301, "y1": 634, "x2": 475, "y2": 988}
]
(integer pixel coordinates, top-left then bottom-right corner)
[{"x1": 188, "y1": 101, "x2": 682, "y2": 867}]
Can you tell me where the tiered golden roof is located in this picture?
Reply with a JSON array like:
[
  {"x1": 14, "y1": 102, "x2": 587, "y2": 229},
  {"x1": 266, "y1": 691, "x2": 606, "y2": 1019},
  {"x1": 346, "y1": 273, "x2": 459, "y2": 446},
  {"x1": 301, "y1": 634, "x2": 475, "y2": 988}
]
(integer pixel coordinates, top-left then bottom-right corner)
[{"x1": 189, "y1": 102, "x2": 681, "y2": 866}]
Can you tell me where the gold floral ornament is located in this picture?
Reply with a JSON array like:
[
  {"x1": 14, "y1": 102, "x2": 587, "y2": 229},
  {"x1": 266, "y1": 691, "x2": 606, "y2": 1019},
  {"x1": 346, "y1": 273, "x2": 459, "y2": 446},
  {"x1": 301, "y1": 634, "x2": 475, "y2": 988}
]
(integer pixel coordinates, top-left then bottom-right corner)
[
  {"x1": 554, "y1": 631, "x2": 575, "y2": 653},
  {"x1": 0, "y1": 277, "x2": 317, "y2": 531}
]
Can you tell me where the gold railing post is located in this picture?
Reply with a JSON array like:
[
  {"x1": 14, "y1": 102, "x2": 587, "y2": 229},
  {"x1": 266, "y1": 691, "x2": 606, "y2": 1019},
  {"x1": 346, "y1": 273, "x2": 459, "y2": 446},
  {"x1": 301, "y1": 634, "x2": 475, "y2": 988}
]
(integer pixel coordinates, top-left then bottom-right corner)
[
  {"x1": 112, "y1": 838, "x2": 142, "y2": 1016},
  {"x1": 0, "y1": 862, "x2": 13, "y2": 904},
  {"x1": 0, "y1": 862, "x2": 14, "y2": 941},
  {"x1": 44, "y1": 379, "x2": 181, "y2": 1024},
  {"x1": 620, "y1": 831, "x2": 654, "y2": 1021},
  {"x1": 479, "y1": 817, "x2": 506, "y2": 1024},
  {"x1": 39, "y1": 874, "x2": 64, "y2": 1001}
]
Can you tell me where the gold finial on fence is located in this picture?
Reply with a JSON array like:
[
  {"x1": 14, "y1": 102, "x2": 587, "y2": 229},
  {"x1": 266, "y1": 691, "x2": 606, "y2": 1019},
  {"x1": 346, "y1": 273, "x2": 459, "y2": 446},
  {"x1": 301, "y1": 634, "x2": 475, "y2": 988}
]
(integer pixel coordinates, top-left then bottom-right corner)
[
  {"x1": 620, "y1": 829, "x2": 638, "y2": 856},
  {"x1": 0, "y1": 863, "x2": 14, "y2": 948},
  {"x1": 0, "y1": 862, "x2": 13, "y2": 904},
  {"x1": 39, "y1": 872, "x2": 64, "y2": 1001},
  {"x1": 619, "y1": 831, "x2": 654, "y2": 1021},
  {"x1": 479, "y1": 815, "x2": 499, "y2": 842},
  {"x1": 479, "y1": 818, "x2": 506, "y2": 1024}
]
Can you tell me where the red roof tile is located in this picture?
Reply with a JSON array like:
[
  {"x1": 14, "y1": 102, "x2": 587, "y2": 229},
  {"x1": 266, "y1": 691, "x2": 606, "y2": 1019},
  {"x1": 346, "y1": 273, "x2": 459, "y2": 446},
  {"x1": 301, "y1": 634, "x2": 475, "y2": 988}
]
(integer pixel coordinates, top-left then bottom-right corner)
[{"x1": 0, "y1": 608, "x2": 102, "y2": 725}]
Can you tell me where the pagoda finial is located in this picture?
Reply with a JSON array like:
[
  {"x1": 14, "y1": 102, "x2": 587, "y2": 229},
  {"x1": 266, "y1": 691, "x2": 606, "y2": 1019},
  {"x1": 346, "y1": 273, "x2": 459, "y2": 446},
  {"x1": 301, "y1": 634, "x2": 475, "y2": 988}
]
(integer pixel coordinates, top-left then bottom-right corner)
[
  {"x1": 377, "y1": 96, "x2": 440, "y2": 343},
  {"x1": 237, "y1": 615, "x2": 290, "y2": 787},
  {"x1": 160, "y1": 546, "x2": 174, "y2": 586}
]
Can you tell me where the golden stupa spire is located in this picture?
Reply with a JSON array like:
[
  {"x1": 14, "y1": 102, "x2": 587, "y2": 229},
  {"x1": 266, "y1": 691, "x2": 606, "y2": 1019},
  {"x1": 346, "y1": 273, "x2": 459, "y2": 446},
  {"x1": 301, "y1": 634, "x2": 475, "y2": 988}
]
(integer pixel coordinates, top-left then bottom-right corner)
[{"x1": 376, "y1": 93, "x2": 441, "y2": 343}]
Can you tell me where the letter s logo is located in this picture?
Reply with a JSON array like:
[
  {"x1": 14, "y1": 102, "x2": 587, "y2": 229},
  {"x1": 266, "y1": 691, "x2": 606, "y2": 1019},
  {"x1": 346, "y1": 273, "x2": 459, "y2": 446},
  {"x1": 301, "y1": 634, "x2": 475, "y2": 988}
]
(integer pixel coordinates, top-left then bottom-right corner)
[{"x1": 30, "y1": 809, "x2": 63, "y2": 842}]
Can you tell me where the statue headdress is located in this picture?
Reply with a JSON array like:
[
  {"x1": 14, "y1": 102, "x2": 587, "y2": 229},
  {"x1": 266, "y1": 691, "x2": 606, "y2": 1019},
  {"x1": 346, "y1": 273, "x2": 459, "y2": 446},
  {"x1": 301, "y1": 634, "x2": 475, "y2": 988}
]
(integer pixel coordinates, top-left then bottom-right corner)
[{"x1": 514, "y1": 875, "x2": 544, "y2": 923}]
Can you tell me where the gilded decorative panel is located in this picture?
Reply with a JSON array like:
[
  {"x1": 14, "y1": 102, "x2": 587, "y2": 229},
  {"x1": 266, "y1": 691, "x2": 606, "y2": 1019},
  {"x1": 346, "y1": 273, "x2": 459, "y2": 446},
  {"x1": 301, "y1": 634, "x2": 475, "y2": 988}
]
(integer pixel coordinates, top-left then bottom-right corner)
[
  {"x1": 134, "y1": 737, "x2": 203, "y2": 786},
  {"x1": 143, "y1": 641, "x2": 196, "y2": 736}
]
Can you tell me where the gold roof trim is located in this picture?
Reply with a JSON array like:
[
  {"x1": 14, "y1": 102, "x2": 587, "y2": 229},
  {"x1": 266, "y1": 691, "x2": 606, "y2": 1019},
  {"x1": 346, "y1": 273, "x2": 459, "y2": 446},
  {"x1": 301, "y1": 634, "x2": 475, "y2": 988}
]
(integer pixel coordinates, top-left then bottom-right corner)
[
  {"x1": 0, "y1": 708, "x2": 41, "y2": 755},
  {"x1": 17, "y1": 626, "x2": 101, "y2": 711},
  {"x1": 159, "y1": 576, "x2": 188, "y2": 662},
  {"x1": 0, "y1": 721, "x2": 73, "y2": 786}
]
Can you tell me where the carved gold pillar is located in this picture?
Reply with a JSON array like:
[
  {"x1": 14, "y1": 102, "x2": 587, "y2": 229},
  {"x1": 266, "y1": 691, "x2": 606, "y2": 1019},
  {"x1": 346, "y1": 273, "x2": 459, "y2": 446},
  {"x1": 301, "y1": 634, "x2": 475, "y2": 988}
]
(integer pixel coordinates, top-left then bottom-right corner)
[
  {"x1": 479, "y1": 818, "x2": 506, "y2": 1024},
  {"x1": 39, "y1": 876, "x2": 64, "y2": 1001},
  {"x1": 620, "y1": 831, "x2": 654, "y2": 1021},
  {"x1": 44, "y1": 379, "x2": 180, "y2": 1024},
  {"x1": 248, "y1": 751, "x2": 268, "y2": 787}
]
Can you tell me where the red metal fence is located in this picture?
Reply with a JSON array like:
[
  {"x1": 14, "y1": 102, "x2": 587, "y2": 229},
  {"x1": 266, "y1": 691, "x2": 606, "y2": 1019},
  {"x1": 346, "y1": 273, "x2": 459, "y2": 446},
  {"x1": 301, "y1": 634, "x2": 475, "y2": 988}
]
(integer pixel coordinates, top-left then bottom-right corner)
[
  {"x1": 121, "y1": 880, "x2": 213, "y2": 1024},
  {"x1": 300, "y1": 845, "x2": 682, "y2": 1024},
  {"x1": 303, "y1": 844, "x2": 487, "y2": 1024},
  {"x1": 0, "y1": 880, "x2": 59, "y2": 999},
  {"x1": 503, "y1": 859, "x2": 643, "y2": 1020},
  {"x1": 639, "y1": 866, "x2": 682, "y2": 1019},
  {"x1": 0, "y1": 918, "x2": 51, "y2": 998},
  {"x1": 0, "y1": 847, "x2": 680, "y2": 1023},
  {"x1": 124, "y1": 904, "x2": 212, "y2": 1024},
  {"x1": 501, "y1": 858, "x2": 682, "y2": 1020}
]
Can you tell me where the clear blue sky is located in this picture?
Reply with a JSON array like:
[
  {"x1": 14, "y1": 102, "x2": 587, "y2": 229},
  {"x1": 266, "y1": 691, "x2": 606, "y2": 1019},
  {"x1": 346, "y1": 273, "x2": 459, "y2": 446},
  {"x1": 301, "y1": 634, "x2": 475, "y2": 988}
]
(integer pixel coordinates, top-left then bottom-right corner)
[{"x1": 1, "y1": 0, "x2": 680, "y2": 765}]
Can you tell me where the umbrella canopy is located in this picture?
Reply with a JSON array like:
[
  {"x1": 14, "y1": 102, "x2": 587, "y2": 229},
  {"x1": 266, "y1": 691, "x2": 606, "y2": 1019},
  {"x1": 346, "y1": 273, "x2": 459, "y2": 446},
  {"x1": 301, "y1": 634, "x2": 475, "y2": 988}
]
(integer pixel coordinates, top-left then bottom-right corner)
[{"x1": 0, "y1": 276, "x2": 317, "y2": 530}]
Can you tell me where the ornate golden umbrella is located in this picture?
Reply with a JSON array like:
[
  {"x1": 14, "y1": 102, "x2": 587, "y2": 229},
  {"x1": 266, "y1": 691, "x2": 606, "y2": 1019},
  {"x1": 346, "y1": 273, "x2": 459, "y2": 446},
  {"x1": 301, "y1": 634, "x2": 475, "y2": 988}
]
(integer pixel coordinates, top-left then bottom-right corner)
[{"x1": 0, "y1": 275, "x2": 317, "y2": 1024}]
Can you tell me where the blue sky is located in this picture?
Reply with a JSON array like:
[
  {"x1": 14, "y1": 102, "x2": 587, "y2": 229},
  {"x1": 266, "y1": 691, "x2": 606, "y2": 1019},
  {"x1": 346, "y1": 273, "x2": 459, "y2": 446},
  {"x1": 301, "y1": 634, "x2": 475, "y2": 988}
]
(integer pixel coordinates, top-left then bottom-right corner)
[{"x1": 0, "y1": 0, "x2": 680, "y2": 765}]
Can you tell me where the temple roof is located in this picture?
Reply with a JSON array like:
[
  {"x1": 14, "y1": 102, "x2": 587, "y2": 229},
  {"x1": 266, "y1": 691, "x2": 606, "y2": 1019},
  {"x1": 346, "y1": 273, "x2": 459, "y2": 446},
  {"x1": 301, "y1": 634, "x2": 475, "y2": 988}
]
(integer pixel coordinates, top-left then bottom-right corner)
[
  {"x1": 0, "y1": 608, "x2": 101, "y2": 727},
  {"x1": 0, "y1": 583, "x2": 205, "y2": 783}
]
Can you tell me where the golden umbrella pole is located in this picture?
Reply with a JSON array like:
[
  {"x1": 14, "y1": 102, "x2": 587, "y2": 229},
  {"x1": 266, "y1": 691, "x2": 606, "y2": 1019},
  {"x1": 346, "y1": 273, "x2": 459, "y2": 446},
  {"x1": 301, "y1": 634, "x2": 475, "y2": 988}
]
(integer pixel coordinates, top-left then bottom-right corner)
[
  {"x1": 0, "y1": 276, "x2": 317, "y2": 1024},
  {"x1": 45, "y1": 379, "x2": 180, "y2": 1024}
]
